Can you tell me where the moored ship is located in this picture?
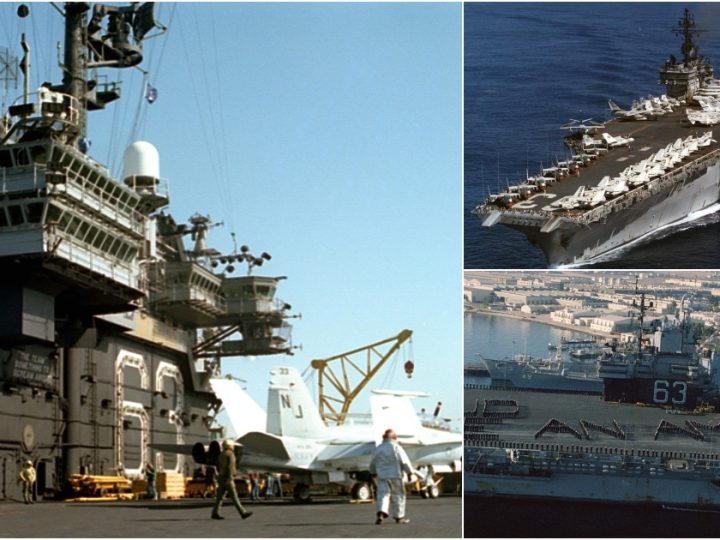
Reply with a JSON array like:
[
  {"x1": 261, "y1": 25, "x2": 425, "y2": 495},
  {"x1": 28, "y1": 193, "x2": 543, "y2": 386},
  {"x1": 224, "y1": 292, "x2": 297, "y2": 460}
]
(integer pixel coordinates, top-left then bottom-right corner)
[
  {"x1": 0, "y1": 3, "x2": 296, "y2": 500},
  {"x1": 464, "y1": 288, "x2": 720, "y2": 515},
  {"x1": 464, "y1": 359, "x2": 491, "y2": 388},
  {"x1": 480, "y1": 351, "x2": 603, "y2": 394},
  {"x1": 472, "y1": 10, "x2": 720, "y2": 267}
]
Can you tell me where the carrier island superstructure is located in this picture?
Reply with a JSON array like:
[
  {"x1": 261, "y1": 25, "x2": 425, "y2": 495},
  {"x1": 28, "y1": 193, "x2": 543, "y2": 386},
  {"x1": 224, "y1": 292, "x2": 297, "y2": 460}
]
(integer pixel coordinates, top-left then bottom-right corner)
[
  {"x1": 464, "y1": 291, "x2": 720, "y2": 509},
  {"x1": 0, "y1": 3, "x2": 296, "y2": 500},
  {"x1": 472, "y1": 10, "x2": 720, "y2": 267}
]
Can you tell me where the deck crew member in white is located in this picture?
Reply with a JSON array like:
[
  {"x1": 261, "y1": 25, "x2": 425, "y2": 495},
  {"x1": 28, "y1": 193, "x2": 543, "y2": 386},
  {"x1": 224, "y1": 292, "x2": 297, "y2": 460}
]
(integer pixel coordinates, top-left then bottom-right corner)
[{"x1": 369, "y1": 428, "x2": 419, "y2": 525}]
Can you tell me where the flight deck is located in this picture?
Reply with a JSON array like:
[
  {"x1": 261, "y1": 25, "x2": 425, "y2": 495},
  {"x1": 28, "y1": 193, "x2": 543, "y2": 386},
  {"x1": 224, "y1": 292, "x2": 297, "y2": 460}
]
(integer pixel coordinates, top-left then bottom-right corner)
[
  {"x1": 561, "y1": 112, "x2": 705, "y2": 197},
  {"x1": 0, "y1": 496, "x2": 461, "y2": 538},
  {"x1": 486, "y1": 106, "x2": 718, "y2": 217},
  {"x1": 472, "y1": 103, "x2": 720, "y2": 266}
]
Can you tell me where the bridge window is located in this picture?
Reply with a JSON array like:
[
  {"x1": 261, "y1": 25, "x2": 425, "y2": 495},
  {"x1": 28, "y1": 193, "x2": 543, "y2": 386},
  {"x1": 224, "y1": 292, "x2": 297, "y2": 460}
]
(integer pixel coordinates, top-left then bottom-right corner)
[
  {"x1": 56, "y1": 211, "x2": 70, "y2": 230},
  {"x1": 0, "y1": 150, "x2": 12, "y2": 168},
  {"x1": 77, "y1": 220, "x2": 90, "y2": 241},
  {"x1": 106, "y1": 237, "x2": 121, "y2": 255},
  {"x1": 101, "y1": 234, "x2": 114, "y2": 252},
  {"x1": 65, "y1": 216, "x2": 81, "y2": 236},
  {"x1": 107, "y1": 184, "x2": 122, "y2": 205},
  {"x1": 118, "y1": 191, "x2": 131, "y2": 207},
  {"x1": 46, "y1": 204, "x2": 61, "y2": 223},
  {"x1": 7, "y1": 205, "x2": 23, "y2": 225},
  {"x1": 116, "y1": 243, "x2": 129, "y2": 260},
  {"x1": 12, "y1": 148, "x2": 28, "y2": 166},
  {"x1": 26, "y1": 202, "x2": 43, "y2": 223},
  {"x1": 91, "y1": 175, "x2": 105, "y2": 198},
  {"x1": 257, "y1": 285, "x2": 271, "y2": 298},
  {"x1": 84, "y1": 225, "x2": 99, "y2": 245},
  {"x1": 70, "y1": 157, "x2": 83, "y2": 174},
  {"x1": 92, "y1": 230, "x2": 106, "y2": 249},
  {"x1": 29, "y1": 145, "x2": 48, "y2": 164}
]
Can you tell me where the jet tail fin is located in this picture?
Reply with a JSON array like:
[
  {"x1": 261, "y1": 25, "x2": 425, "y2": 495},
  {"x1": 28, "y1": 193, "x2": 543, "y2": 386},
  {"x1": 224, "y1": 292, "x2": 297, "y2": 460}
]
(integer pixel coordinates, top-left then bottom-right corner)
[
  {"x1": 370, "y1": 392, "x2": 425, "y2": 445},
  {"x1": 266, "y1": 366, "x2": 328, "y2": 439},
  {"x1": 209, "y1": 377, "x2": 267, "y2": 438},
  {"x1": 608, "y1": 99, "x2": 622, "y2": 113}
]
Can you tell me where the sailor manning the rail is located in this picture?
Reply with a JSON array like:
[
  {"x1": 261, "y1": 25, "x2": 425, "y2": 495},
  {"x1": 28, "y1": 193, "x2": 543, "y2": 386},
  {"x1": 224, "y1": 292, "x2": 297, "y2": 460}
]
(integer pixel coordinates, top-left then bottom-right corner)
[
  {"x1": 211, "y1": 440, "x2": 253, "y2": 521},
  {"x1": 369, "y1": 429, "x2": 420, "y2": 525}
]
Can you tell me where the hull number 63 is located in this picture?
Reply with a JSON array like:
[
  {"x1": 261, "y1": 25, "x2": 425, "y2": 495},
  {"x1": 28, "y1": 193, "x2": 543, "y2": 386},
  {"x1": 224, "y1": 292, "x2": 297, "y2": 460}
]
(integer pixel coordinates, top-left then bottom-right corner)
[{"x1": 653, "y1": 379, "x2": 687, "y2": 404}]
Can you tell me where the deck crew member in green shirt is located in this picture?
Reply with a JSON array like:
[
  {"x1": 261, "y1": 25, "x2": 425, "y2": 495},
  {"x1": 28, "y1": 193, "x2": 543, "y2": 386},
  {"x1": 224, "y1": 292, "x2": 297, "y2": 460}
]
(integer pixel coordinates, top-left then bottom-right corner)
[{"x1": 211, "y1": 439, "x2": 253, "y2": 520}]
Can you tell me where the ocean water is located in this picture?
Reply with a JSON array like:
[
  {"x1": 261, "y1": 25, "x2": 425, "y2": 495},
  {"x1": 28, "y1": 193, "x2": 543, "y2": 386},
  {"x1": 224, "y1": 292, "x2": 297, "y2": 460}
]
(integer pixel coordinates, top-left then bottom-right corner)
[{"x1": 464, "y1": 3, "x2": 720, "y2": 269}]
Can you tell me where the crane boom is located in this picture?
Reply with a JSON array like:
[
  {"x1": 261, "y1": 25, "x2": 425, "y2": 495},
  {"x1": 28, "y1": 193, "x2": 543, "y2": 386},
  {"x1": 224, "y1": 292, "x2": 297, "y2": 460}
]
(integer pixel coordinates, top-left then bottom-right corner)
[{"x1": 310, "y1": 329, "x2": 413, "y2": 425}]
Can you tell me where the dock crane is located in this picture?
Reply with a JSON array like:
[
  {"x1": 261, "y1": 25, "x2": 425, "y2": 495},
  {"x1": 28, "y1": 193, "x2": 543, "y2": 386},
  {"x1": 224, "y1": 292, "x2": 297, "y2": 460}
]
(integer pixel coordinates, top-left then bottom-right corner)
[{"x1": 310, "y1": 329, "x2": 414, "y2": 425}]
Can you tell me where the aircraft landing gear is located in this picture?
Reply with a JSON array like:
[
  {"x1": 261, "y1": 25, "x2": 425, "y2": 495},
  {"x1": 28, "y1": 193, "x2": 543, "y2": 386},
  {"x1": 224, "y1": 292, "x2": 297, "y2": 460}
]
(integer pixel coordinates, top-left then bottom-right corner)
[
  {"x1": 293, "y1": 483, "x2": 311, "y2": 503},
  {"x1": 351, "y1": 481, "x2": 372, "y2": 501}
]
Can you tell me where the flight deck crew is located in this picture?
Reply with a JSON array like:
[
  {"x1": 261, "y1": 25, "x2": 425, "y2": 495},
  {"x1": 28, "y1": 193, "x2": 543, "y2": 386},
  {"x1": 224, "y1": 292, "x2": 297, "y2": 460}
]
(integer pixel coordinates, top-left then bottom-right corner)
[
  {"x1": 145, "y1": 463, "x2": 157, "y2": 500},
  {"x1": 249, "y1": 472, "x2": 260, "y2": 500},
  {"x1": 264, "y1": 472, "x2": 274, "y2": 498},
  {"x1": 18, "y1": 460, "x2": 36, "y2": 504},
  {"x1": 211, "y1": 440, "x2": 253, "y2": 521},
  {"x1": 204, "y1": 464, "x2": 217, "y2": 498},
  {"x1": 369, "y1": 429, "x2": 419, "y2": 525}
]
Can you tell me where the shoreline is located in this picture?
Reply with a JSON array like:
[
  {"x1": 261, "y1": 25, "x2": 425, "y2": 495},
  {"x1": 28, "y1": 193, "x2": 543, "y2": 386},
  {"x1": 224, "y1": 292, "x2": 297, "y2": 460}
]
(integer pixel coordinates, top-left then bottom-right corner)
[{"x1": 464, "y1": 306, "x2": 613, "y2": 340}]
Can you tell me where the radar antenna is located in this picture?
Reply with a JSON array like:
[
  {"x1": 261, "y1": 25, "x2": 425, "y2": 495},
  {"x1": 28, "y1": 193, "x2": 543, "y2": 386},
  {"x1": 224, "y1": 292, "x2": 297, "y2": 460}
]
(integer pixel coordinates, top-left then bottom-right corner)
[
  {"x1": 630, "y1": 276, "x2": 654, "y2": 360},
  {"x1": 673, "y1": 8, "x2": 704, "y2": 65},
  {"x1": 0, "y1": 47, "x2": 19, "y2": 115}
]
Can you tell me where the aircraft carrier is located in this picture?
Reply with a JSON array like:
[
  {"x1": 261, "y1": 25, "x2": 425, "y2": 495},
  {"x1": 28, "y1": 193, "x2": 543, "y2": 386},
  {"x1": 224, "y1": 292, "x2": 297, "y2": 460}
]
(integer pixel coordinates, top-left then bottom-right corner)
[
  {"x1": 0, "y1": 3, "x2": 296, "y2": 501},
  {"x1": 464, "y1": 291, "x2": 720, "y2": 511},
  {"x1": 472, "y1": 10, "x2": 720, "y2": 267}
]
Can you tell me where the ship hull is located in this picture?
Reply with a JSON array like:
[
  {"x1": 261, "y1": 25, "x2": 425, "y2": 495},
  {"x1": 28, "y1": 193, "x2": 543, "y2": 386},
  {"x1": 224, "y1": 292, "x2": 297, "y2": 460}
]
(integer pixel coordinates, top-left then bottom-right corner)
[
  {"x1": 484, "y1": 359, "x2": 602, "y2": 393},
  {"x1": 0, "y1": 320, "x2": 214, "y2": 501},
  {"x1": 466, "y1": 470, "x2": 720, "y2": 507},
  {"x1": 464, "y1": 385, "x2": 720, "y2": 514},
  {"x1": 509, "y1": 160, "x2": 720, "y2": 266}
]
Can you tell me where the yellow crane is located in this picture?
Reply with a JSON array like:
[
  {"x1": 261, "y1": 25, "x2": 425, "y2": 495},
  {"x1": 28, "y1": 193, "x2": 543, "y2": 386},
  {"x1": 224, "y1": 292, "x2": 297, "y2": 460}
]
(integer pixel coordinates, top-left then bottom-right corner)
[{"x1": 310, "y1": 329, "x2": 413, "y2": 425}]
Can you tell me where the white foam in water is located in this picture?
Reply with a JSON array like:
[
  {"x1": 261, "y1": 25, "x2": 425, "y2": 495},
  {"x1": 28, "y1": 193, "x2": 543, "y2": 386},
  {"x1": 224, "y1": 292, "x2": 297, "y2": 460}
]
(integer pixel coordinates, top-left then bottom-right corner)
[{"x1": 558, "y1": 202, "x2": 720, "y2": 269}]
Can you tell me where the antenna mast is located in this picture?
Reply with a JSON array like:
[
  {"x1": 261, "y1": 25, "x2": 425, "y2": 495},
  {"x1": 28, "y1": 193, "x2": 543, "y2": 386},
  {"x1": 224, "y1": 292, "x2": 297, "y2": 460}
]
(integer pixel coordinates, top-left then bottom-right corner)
[{"x1": 60, "y1": 2, "x2": 163, "y2": 143}]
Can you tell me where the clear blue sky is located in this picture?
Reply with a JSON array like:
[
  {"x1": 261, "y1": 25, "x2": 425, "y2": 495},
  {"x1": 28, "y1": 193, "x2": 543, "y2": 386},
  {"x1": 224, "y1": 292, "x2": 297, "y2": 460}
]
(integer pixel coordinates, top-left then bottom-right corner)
[{"x1": 4, "y1": 3, "x2": 462, "y2": 425}]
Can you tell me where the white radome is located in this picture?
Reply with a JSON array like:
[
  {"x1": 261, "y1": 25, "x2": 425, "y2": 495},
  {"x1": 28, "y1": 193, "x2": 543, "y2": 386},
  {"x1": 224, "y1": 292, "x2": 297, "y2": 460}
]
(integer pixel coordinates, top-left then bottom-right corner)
[{"x1": 123, "y1": 140, "x2": 160, "y2": 183}]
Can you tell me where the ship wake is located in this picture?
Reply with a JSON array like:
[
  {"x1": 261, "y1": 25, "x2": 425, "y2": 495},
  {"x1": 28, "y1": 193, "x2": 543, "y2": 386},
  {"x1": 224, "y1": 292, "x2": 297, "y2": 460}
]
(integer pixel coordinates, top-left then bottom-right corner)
[{"x1": 557, "y1": 202, "x2": 720, "y2": 269}]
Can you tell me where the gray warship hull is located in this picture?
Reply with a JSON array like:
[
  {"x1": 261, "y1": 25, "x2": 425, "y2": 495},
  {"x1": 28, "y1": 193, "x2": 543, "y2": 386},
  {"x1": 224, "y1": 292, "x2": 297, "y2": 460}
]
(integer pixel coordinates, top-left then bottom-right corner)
[
  {"x1": 498, "y1": 153, "x2": 720, "y2": 267},
  {"x1": 466, "y1": 462, "x2": 720, "y2": 507},
  {"x1": 464, "y1": 385, "x2": 720, "y2": 509},
  {"x1": 0, "y1": 322, "x2": 214, "y2": 499},
  {"x1": 483, "y1": 359, "x2": 602, "y2": 393}
]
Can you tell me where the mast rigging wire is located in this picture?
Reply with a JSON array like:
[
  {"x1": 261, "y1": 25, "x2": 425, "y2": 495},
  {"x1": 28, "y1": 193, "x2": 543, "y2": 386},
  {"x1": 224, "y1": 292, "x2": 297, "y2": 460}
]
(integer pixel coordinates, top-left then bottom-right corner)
[{"x1": 175, "y1": 9, "x2": 235, "y2": 238}]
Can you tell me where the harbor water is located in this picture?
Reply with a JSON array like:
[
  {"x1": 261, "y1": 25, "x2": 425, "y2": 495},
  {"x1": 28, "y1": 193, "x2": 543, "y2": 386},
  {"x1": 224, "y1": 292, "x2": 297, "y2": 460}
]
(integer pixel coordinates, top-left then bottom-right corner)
[
  {"x1": 464, "y1": 3, "x2": 720, "y2": 269},
  {"x1": 464, "y1": 311, "x2": 593, "y2": 364}
]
